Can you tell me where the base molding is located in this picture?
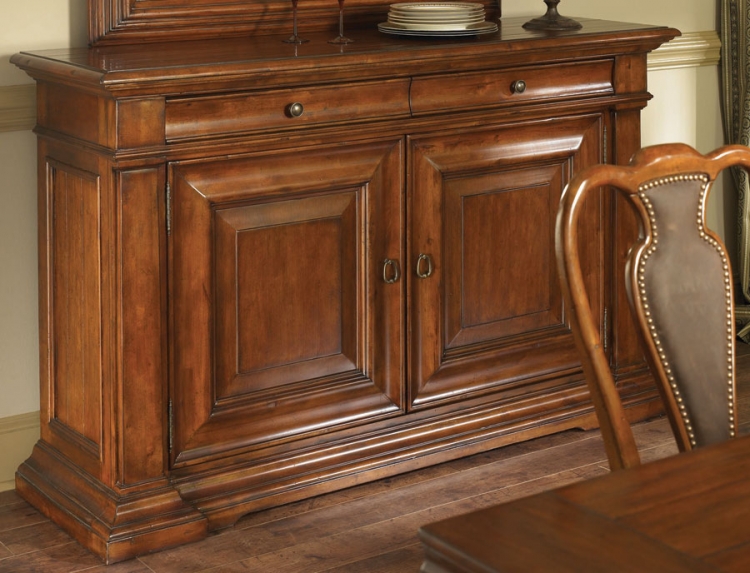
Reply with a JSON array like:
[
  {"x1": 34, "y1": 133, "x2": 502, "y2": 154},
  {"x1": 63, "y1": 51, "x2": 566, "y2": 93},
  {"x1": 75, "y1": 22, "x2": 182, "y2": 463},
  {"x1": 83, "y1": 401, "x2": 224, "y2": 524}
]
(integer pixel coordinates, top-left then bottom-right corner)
[
  {"x1": 15, "y1": 442, "x2": 208, "y2": 564},
  {"x1": 14, "y1": 371, "x2": 661, "y2": 563},
  {"x1": 176, "y1": 382, "x2": 661, "y2": 531}
]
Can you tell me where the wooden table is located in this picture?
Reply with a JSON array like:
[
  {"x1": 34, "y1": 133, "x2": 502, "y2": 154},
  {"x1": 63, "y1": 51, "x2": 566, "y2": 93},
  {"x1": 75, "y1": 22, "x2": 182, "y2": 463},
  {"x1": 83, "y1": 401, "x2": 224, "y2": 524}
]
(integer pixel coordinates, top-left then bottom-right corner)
[{"x1": 419, "y1": 435, "x2": 750, "y2": 572}]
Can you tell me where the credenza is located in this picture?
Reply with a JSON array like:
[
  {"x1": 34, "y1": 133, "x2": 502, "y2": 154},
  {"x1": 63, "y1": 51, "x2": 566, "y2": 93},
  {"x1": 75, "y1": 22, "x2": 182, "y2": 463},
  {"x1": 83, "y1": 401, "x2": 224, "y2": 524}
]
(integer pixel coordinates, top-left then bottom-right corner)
[{"x1": 12, "y1": 15, "x2": 678, "y2": 562}]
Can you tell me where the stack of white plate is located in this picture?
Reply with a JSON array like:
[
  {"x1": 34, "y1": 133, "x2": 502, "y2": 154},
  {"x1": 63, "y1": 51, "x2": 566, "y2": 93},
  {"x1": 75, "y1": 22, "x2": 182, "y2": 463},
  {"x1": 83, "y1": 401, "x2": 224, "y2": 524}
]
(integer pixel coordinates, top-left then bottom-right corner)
[{"x1": 378, "y1": 2, "x2": 497, "y2": 37}]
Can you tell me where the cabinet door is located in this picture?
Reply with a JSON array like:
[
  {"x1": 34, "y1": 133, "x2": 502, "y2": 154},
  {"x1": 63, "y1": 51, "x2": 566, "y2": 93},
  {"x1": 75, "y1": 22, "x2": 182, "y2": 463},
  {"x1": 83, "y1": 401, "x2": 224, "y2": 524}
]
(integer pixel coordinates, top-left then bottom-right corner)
[
  {"x1": 169, "y1": 140, "x2": 404, "y2": 465},
  {"x1": 409, "y1": 115, "x2": 604, "y2": 409}
]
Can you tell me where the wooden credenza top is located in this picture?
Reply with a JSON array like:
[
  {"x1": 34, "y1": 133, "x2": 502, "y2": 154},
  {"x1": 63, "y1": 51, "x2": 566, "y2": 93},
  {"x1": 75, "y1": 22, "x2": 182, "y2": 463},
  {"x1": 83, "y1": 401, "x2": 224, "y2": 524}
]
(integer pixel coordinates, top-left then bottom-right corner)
[
  {"x1": 12, "y1": 18, "x2": 678, "y2": 96},
  {"x1": 11, "y1": 18, "x2": 678, "y2": 153}
]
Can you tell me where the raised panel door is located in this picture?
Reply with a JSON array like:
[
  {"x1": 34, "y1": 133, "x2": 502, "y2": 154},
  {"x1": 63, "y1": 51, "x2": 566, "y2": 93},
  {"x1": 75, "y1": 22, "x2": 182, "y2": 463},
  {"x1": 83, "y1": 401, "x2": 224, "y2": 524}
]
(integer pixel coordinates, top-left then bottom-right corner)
[
  {"x1": 169, "y1": 139, "x2": 405, "y2": 466},
  {"x1": 409, "y1": 115, "x2": 605, "y2": 409}
]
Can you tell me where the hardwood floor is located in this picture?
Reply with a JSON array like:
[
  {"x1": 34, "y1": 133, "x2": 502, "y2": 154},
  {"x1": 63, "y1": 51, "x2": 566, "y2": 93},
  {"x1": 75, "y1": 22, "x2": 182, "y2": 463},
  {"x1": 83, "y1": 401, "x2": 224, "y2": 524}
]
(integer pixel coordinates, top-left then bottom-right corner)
[{"x1": 2, "y1": 346, "x2": 749, "y2": 573}]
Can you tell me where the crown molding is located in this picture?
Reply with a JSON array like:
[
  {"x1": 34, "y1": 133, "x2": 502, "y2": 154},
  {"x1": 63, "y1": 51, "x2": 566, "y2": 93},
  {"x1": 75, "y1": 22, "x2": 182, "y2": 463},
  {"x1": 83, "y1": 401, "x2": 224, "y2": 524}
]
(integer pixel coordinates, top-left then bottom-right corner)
[
  {"x1": 0, "y1": 30, "x2": 722, "y2": 135},
  {"x1": 647, "y1": 30, "x2": 721, "y2": 71}
]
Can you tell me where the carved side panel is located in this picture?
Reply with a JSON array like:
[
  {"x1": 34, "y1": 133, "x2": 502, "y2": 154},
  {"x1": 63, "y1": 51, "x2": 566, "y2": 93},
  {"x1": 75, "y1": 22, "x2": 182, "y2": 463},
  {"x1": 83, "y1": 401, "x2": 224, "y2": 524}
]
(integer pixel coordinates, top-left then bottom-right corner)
[{"x1": 44, "y1": 159, "x2": 104, "y2": 470}]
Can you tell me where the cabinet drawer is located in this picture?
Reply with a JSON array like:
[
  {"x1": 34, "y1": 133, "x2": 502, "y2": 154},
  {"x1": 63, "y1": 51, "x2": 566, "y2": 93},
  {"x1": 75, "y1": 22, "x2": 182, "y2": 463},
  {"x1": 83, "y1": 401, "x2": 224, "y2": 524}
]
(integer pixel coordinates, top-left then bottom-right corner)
[
  {"x1": 165, "y1": 79, "x2": 411, "y2": 141},
  {"x1": 410, "y1": 60, "x2": 614, "y2": 115}
]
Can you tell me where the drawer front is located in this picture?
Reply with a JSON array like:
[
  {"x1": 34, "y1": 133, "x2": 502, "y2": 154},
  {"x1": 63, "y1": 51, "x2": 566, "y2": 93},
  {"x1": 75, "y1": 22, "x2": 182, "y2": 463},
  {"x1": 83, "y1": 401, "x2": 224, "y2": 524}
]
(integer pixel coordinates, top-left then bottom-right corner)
[
  {"x1": 166, "y1": 79, "x2": 411, "y2": 140},
  {"x1": 410, "y1": 60, "x2": 614, "y2": 115}
]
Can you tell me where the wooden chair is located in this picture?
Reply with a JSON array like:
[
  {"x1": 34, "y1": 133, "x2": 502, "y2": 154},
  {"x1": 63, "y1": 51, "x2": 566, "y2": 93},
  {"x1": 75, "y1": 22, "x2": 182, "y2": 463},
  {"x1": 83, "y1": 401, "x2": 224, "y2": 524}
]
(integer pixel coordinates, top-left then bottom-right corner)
[{"x1": 555, "y1": 143, "x2": 750, "y2": 470}]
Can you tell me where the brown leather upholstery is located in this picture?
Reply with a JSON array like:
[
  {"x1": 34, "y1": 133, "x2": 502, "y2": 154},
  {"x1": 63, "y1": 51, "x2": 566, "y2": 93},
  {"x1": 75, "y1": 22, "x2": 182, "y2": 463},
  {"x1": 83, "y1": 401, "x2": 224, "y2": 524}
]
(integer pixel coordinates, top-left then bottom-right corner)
[{"x1": 555, "y1": 143, "x2": 749, "y2": 470}]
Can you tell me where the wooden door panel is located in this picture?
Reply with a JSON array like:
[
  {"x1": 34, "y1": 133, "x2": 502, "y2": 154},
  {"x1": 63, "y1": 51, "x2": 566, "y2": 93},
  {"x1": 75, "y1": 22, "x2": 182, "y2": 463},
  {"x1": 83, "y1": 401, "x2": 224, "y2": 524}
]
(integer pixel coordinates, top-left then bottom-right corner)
[
  {"x1": 215, "y1": 194, "x2": 358, "y2": 399},
  {"x1": 445, "y1": 166, "x2": 563, "y2": 348},
  {"x1": 170, "y1": 140, "x2": 404, "y2": 465},
  {"x1": 409, "y1": 115, "x2": 603, "y2": 409}
]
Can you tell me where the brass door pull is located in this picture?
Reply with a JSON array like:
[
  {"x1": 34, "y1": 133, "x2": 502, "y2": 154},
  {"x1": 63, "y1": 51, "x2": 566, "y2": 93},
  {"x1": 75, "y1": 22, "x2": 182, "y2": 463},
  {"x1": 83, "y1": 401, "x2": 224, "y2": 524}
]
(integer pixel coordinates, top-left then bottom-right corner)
[
  {"x1": 383, "y1": 258, "x2": 401, "y2": 284},
  {"x1": 415, "y1": 253, "x2": 433, "y2": 279}
]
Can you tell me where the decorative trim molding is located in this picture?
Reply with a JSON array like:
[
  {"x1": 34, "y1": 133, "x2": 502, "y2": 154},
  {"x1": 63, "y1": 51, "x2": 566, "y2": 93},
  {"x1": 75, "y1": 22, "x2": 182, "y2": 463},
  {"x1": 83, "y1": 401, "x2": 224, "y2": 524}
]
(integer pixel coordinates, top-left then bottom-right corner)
[
  {"x1": 0, "y1": 411, "x2": 39, "y2": 492},
  {"x1": 647, "y1": 30, "x2": 721, "y2": 71},
  {"x1": 0, "y1": 83, "x2": 35, "y2": 134},
  {"x1": 0, "y1": 30, "x2": 722, "y2": 135},
  {"x1": 0, "y1": 411, "x2": 38, "y2": 434}
]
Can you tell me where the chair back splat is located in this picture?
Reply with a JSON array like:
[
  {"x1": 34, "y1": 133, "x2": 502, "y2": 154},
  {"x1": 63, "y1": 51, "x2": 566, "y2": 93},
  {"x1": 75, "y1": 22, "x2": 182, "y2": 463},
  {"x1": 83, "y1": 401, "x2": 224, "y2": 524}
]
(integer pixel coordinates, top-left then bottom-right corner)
[{"x1": 555, "y1": 143, "x2": 749, "y2": 470}]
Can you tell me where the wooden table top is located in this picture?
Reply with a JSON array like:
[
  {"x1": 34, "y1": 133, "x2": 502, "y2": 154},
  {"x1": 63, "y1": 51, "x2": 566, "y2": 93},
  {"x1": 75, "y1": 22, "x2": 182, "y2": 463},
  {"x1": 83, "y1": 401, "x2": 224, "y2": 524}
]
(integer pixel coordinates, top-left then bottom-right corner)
[{"x1": 419, "y1": 434, "x2": 750, "y2": 572}]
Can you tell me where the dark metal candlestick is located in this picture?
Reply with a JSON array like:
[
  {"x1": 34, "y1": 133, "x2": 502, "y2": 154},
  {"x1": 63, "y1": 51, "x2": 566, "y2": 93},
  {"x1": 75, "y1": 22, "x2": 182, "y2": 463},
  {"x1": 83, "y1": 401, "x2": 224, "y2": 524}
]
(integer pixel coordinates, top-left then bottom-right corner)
[{"x1": 523, "y1": 0, "x2": 582, "y2": 31}]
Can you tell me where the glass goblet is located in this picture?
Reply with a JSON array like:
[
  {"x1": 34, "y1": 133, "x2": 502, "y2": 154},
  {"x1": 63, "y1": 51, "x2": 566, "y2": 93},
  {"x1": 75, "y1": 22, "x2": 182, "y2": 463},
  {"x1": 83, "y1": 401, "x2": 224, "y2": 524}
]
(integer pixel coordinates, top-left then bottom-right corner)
[
  {"x1": 329, "y1": 0, "x2": 353, "y2": 44},
  {"x1": 283, "y1": 0, "x2": 309, "y2": 44}
]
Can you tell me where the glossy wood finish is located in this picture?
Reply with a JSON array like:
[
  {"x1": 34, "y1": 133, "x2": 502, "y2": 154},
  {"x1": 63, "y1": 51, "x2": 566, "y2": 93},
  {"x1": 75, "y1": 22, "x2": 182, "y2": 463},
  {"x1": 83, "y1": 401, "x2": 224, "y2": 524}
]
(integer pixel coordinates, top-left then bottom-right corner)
[
  {"x1": 408, "y1": 115, "x2": 603, "y2": 408},
  {"x1": 419, "y1": 434, "x2": 750, "y2": 573},
  {"x1": 169, "y1": 140, "x2": 405, "y2": 465},
  {"x1": 12, "y1": 18, "x2": 678, "y2": 562},
  {"x1": 165, "y1": 79, "x2": 412, "y2": 141}
]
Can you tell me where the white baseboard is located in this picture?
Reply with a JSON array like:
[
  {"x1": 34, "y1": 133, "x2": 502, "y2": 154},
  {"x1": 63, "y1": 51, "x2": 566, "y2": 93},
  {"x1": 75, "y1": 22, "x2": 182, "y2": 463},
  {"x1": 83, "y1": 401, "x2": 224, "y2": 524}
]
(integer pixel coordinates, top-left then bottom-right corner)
[
  {"x1": 0, "y1": 30, "x2": 721, "y2": 135},
  {"x1": 0, "y1": 411, "x2": 39, "y2": 492}
]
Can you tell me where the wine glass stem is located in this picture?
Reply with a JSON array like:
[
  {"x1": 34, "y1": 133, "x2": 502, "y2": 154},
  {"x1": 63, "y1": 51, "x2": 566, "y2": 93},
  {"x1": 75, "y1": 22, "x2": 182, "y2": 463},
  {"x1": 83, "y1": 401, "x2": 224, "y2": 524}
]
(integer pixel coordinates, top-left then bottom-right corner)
[
  {"x1": 339, "y1": 8, "x2": 344, "y2": 37},
  {"x1": 293, "y1": 8, "x2": 298, "y2": 37}
]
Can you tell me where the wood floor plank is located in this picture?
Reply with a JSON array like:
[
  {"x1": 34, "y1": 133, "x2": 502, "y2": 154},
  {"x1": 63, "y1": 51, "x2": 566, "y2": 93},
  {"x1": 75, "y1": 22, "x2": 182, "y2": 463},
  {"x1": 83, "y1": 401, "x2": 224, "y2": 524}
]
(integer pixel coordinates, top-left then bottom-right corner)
[
  {"x1": 317, "y1": 544, "x2": 424, "y2": 573},
  {"x1": 0, "y1": 500, "x2": 48, "y2": 533},
  {"x1": 0, "y1": 541, "x2": 102, "y2": 573},
  {"x1": 0, "y1": 521, "x2": 73, "y2": 556},
  {"x1": 71, "y1": 559, "x2": 156, "y2": 573},
  {"x1": 0, "y1": 491, "x2": 22, "y2": 509}
]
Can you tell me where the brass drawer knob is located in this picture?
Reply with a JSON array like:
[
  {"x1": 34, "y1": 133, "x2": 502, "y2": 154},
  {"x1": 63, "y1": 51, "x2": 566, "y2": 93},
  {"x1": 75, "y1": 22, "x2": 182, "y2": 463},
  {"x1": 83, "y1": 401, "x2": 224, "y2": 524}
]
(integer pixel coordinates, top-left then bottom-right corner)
[
  {"x1": 286, "y1": 102, "x2": 304, "y2": 117},
  {"x1": 511, "y1": 80, "x2": 527, "y2": 94}
]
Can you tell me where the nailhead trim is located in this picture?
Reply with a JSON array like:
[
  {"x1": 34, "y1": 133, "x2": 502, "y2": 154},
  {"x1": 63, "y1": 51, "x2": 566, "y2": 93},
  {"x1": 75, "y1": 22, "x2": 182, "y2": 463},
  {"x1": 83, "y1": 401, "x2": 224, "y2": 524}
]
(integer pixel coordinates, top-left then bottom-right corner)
[{"x1": 637, "y1": 174, "x2": 736, "y2": 446}]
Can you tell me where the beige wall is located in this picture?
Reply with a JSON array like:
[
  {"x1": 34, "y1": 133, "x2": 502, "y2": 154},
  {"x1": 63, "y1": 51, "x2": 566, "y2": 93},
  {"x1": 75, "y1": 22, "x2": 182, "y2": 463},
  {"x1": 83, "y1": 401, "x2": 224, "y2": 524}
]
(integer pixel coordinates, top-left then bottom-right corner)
[
  {"x1": 0, "y1": 0, "x2": 726, "y2": 489},
  {"x1": 1, "y1": 1, "x2": 87, "y2": 86},
  {"x1": 504, "y1": 0, "x2": 716, "y2": 29},
  {"x1": 0, "y1": 0, "x2": 88, "y2": 489}
]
